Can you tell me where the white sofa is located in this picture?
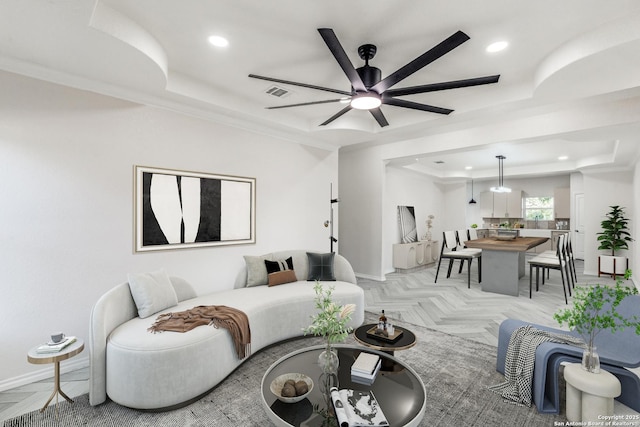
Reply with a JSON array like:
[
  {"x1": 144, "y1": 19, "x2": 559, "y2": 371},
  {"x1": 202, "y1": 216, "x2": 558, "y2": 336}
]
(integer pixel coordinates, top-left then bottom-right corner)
[{"x1": 88, "y1": 250, "x2": 365, "y2": 409}]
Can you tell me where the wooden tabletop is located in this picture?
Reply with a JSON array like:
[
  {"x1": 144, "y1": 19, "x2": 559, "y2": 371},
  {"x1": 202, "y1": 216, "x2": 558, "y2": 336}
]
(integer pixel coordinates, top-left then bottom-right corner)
[{"x1": 464, "y1": 237, "x2": 549, "y2": 252}]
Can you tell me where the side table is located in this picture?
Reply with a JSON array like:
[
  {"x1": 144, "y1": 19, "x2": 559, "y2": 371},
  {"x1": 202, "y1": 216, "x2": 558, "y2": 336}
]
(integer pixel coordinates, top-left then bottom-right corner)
[
  {"x1": 564, "y1": 363, "x2": 621, "y2": 423},
  {"x1": 27, "y1": 338, "x2": 85, "y2": 412},
  {"x1": 353, "y1": 323, "x2": 417, "y2": 356},
  {"x1": 353, "y1": 323, "x2": 416, "y2": 371}
]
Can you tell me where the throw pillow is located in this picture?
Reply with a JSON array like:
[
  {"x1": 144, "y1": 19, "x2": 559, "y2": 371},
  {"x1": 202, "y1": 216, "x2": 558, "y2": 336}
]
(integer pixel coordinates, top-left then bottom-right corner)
[
  {"x1": 306, "y1": 252, "x2": 336, "y2": 281},
  {"x1": 265, "y1": 257, "x2": 297, "y2": 286},
  {"x1": 267, "y1": 270, "x2": 298, "y2": 287},
  {"x1": 127, "y1": 269, "x2": 178, "y2": 319},
  {"x1": 244, "y1": 255, "x2": 271, "y2": 287},
  {"x1": 264, "y1": 257, "x2": 294, "y2": 274}
]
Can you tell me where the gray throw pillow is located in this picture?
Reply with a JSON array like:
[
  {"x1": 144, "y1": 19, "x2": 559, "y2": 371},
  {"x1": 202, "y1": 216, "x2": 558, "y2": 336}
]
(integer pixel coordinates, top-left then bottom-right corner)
[
  {"x1": 127, "y1": 269, "x2": 178, "y2": 319},
  {"x1": 244, "y1": 255, "x2": 271, "y2": 287},
  {"x1": 306, "y1": 252, "x2": 336, "y2": 281}
]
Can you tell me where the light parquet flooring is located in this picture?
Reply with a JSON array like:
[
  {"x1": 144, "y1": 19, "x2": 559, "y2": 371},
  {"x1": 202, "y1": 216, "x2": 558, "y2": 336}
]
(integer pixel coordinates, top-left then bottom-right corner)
[
  {"x1": 0, "y1": 367, "x2": 89, "y2": 423},
  {"x1": 356, "y1": 256, "x2": 619, "y2": 346}
]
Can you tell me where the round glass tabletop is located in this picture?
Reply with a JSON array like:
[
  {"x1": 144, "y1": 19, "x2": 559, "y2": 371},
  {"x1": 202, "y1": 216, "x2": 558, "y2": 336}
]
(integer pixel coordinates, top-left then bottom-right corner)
[{"x1": 261, "y1": 344, "x2": 426, "y2": 427}]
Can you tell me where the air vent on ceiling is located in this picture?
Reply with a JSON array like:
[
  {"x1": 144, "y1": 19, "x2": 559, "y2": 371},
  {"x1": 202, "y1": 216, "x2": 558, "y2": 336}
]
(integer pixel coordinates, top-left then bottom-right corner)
[
  {"x1": 264, "y1": 85, "x2": 292, "y2": 98},
  {"x1": 434, "y1": 160, "x2": 445, "y2": 164}
]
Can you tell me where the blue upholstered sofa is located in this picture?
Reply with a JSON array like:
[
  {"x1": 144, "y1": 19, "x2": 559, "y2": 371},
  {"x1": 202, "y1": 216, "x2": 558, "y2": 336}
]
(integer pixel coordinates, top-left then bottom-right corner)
[{"x1": 496, "y1": 295, "x2": 640, "y2": 414}]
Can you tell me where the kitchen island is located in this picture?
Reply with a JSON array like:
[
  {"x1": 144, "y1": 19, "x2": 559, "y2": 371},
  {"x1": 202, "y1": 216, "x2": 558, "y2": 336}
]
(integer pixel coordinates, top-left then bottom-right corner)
[{"x1": 464, "y1": 236, "x2": 549, "y2": 296}]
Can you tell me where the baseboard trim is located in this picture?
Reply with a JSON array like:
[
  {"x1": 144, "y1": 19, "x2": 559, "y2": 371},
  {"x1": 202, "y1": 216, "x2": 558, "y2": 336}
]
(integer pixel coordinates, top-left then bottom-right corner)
[
  {"x1": 355, "y1": 273, "x2": 386, "y2": 281},
  {"x1": 0, "y1": 355, "x2": 89, "y2": 392}
]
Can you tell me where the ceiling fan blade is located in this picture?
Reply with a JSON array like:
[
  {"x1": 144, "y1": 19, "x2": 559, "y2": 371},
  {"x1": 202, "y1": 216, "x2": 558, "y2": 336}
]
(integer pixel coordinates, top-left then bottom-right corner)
[
  {"x1": 384, "y1": 97, "x2": 453, "y2": 115},
  {"x1": 385, "y1": 75, "x2": 500, "y2": 97},
  {"x1": 320, "y1": 105, "x2": 352, "y2": 126},
  {"x1": 249, "y1": 74, "x2": 351, "y2": 96},
  {"x1": 369, "y1": 108, "x2": 389, "y2": 127},
  {"x1": 317, "y1": 28, "x2": 368, "y2": 93},
  {"x1": 371, "y1": 30, "x2": 470, "y2": 94},
  {"x1": 266, "y1": 99, "x2": 345, "y2": 109}
]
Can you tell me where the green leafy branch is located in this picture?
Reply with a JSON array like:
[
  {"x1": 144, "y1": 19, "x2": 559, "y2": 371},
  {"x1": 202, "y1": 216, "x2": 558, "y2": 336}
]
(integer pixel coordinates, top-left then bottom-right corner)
[
  {"x1": 303, "y1": 281, "x2": 354, "y2": 344},
  {"x1": 554, "y1": 269, "x2": 640, "y2": 349}
]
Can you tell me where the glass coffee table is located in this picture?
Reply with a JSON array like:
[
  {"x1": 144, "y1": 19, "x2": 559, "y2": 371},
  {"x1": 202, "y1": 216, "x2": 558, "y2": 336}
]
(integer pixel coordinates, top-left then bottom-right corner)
[{"x1": 261, "y1": 344, "x2": 426, "y2": 427}]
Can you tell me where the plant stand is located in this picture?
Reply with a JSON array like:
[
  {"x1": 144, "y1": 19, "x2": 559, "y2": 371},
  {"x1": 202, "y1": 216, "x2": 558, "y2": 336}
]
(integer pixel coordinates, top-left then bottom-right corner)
[
  {"x1": 564, "y1": 363, "x2": 620, "y2": 423},
  {"x1": 598, "y1": 256, "x2": 628, "y2": 280}
]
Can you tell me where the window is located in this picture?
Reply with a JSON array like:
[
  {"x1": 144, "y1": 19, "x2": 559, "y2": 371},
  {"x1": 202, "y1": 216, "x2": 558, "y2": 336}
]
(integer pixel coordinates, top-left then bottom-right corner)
[{"x1": 524, "y1": 197, "x2": 554, "y2": 220}]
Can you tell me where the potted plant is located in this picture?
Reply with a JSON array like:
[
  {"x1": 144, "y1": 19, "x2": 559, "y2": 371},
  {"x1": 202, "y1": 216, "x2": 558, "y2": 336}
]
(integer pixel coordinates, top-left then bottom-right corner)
[
  {"x1": 303, "y1": 281, "x2": 355, "y2": 373},
  {"x1": 597, "y1": 205, "x2": 634, "y2": 278},
  {"x1": 554, "y1": 269, "x2": 640, "y2": 373}
]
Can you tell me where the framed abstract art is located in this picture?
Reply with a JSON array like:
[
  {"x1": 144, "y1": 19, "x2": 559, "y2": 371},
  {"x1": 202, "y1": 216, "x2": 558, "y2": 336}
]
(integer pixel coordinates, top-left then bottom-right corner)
[{"x1": 134, "y1": 166, "x2": 256, "y2": 252}]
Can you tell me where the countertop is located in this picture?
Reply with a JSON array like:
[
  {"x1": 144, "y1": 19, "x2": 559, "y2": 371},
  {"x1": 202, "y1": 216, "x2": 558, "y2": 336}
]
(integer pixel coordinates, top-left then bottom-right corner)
[{"x1": 465, "y1": 236, "x2": 549, "y2": 251}]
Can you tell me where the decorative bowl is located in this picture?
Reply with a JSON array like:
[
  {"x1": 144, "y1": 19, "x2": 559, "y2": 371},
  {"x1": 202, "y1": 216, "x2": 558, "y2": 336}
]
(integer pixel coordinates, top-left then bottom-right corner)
[
  {"x1": 270, "y1": 373, "x2": 314, "y2": 403},
  {"x1": 496, "y1": 235, "x2": 517, "y2": 241}
]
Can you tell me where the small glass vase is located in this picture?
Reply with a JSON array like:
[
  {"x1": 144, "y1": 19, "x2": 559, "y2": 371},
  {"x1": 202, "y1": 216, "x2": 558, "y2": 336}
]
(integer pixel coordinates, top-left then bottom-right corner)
[
  {"x1": 582, "y1": 346, "x2": 600, "y2": 373},
  {"x1": 318, "y1": 344, "x2": 339, "y2": 373}
]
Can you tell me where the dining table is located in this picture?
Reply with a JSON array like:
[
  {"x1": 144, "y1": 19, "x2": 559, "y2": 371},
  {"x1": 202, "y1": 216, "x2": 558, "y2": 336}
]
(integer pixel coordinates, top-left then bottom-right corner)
[{"x1": 464, "y1": 236, "x2": 549, "y2": 296}]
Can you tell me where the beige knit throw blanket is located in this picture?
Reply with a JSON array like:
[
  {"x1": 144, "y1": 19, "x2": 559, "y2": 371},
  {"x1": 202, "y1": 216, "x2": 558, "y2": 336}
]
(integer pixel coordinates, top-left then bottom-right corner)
[{"x1": 148, "y1": 305, "x2": 251, "y2": 359}]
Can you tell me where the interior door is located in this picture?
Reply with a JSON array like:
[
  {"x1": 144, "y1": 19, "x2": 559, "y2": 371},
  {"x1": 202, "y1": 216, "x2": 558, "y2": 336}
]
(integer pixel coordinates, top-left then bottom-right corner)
[{"x1": 574, "y1": 193, "x2": 585, "y2": 260}]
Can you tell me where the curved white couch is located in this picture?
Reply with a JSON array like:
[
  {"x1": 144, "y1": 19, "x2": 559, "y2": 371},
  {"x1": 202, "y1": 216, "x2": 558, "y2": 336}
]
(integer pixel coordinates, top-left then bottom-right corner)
[{"x1": 88, "y1": 250, "x2": 365, "y2": 409}]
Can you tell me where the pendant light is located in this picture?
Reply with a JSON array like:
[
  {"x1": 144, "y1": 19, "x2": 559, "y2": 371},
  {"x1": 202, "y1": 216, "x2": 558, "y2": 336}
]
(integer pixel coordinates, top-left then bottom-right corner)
[
  {"x1": 469, "y1": 179, "x2": 477, "y2": 204},
  {"x1": 490, "y1": 155, "x2": 512, "y2": 193}
]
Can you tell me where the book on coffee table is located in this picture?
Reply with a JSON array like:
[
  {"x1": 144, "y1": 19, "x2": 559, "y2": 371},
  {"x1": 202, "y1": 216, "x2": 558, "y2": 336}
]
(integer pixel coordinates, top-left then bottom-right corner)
[
  {"x1": 330, "y1": 387, "x2": 388, "y2": 427},
  {"x1": 351, "y1": 358, "x2": 381, "y2": 385},
  {"x1": 351, "y1": 352, "x2": 380, "y2": 375}
]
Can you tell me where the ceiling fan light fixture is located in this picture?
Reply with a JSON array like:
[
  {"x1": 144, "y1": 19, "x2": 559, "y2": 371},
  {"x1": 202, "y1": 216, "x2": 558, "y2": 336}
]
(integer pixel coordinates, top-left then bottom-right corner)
[{"x1": 350, "y1": 92, "x2": 381, "y2": 110}]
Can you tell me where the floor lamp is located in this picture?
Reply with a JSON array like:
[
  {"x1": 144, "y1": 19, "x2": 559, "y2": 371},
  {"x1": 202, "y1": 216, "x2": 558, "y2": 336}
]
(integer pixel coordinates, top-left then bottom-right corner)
[{"x1": 324, "y1": 183, "x2": 339, "y2": 253}]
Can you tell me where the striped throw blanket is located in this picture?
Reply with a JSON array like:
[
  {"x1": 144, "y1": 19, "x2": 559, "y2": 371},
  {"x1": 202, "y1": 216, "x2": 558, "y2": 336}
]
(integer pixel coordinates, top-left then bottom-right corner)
[
  {"x1": 148, "y1": 305, "x2": 251, "y2": 359},
  {"x1": 489, "y1": 325, "x2": 584, "y2": 406}
]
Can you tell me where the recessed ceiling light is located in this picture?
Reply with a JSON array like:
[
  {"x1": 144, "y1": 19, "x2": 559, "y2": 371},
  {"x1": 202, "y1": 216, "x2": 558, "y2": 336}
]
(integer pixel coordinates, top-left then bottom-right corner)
[
  {"x1": 486, "y1": 41, "x2": 508, "y2": 53},
  {"x1": 558, "y1": 156, "x2": 568, "y2": 161},
  {"x1": 465, "y1": 166, "x2": 473, "y2": 170},
  {"x1": 208, "y1": 35, "x2": 229, "y2": 47}
]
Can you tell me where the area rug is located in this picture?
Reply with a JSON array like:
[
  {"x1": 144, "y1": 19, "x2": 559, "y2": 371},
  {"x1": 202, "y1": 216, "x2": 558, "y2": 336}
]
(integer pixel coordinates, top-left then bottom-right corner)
[{"x1": 4, "y1": 313, "x2": 565, "y2": 426}]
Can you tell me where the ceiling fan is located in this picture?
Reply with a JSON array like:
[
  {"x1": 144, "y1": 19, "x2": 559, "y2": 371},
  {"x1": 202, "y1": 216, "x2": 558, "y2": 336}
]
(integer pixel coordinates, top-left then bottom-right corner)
[{"x1": 249, "y1": 28, "x2": 500, "y2": 127}]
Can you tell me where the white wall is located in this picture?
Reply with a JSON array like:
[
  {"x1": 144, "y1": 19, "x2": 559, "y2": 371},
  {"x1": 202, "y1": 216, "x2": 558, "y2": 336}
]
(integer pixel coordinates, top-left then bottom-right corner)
[
  {"x1": 582, "y1": 171, "x2": 634, "y2": 275},
  {"x1": 338, "y1": 147, "x2": 386, "y2": 280},
  {"x1": 383, "y1": 167, "x2": 445, "y2": 274},
  {"x1": 441, "y1": 182, "x2": 467, "y2": 232},
  {"x1": 0, "y1": 71, "x2": 338, "y2": 389}
]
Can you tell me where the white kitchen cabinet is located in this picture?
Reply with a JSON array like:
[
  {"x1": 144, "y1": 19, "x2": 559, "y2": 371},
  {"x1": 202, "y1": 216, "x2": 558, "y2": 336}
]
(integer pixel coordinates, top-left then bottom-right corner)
[
  {"x1": 480, "y1": 191, "x2": 494, "y2": 217},
  {"x1": 554, "y1": 187, "x2": 570, "y2": 218},
  {"x1": 481, "y1": 190, "x2": 522, "y2": 218}
]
